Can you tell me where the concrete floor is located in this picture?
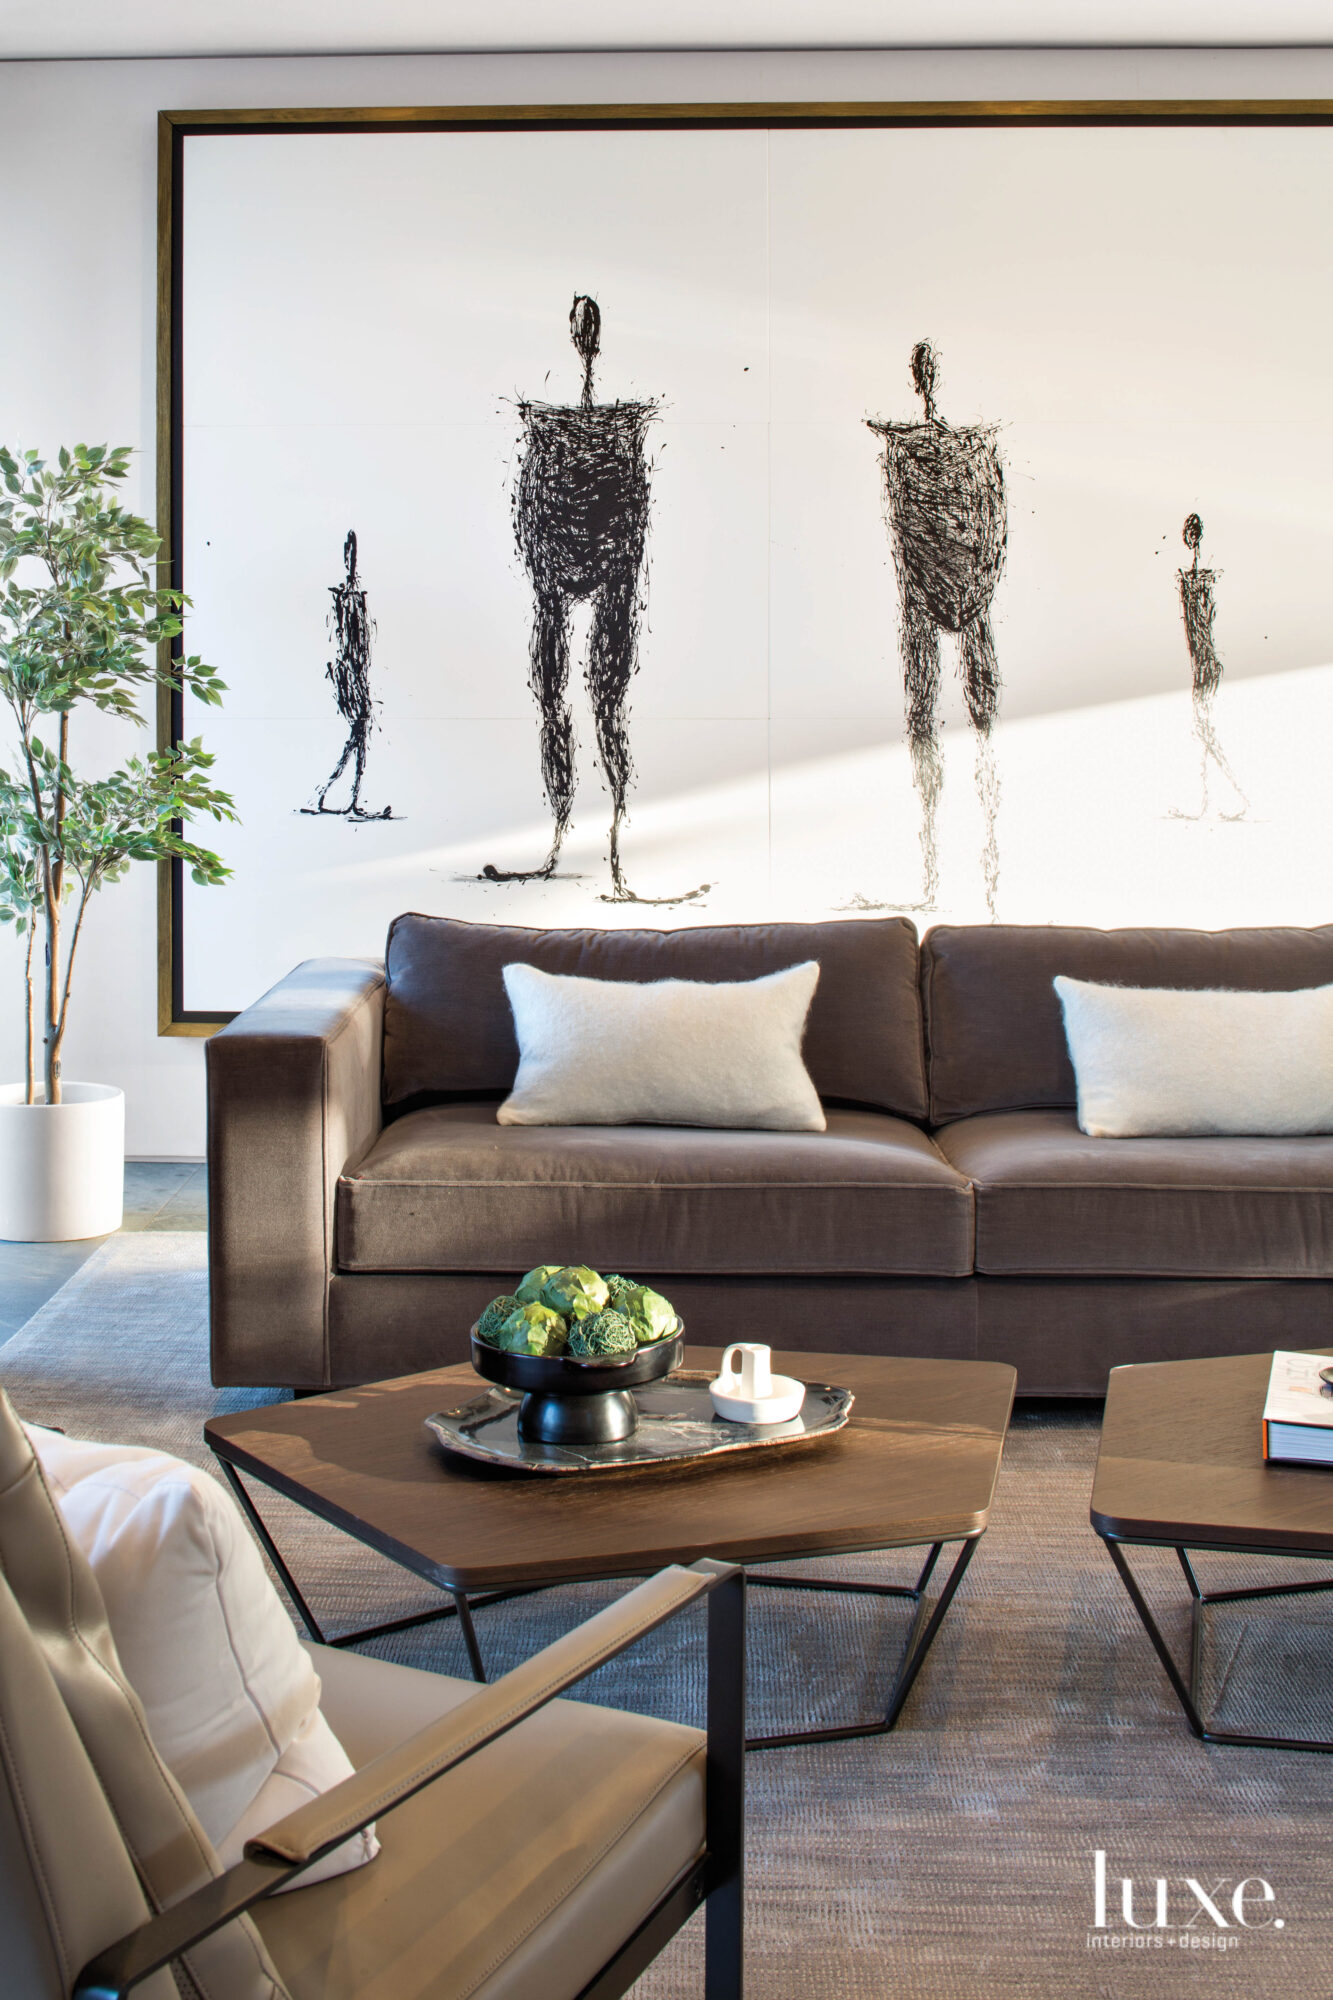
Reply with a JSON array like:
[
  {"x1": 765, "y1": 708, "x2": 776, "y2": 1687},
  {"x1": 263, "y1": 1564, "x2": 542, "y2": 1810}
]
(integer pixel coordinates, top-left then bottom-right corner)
[{"x1": 0, "y1": 1161, "x2": 207, "y2": 1344}]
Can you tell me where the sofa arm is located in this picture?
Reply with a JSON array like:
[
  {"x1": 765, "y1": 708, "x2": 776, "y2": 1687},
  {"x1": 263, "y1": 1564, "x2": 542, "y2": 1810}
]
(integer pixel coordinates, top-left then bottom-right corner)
[{"x1": 207, "y1": 959, "x2": 385, "y2": 1389}]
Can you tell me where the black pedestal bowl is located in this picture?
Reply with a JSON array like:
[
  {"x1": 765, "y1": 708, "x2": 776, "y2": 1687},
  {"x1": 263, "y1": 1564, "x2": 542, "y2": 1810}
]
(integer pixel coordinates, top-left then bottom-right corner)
[{"x1": 469, "y1": 1322, "x2": 684, "y2": 1444}]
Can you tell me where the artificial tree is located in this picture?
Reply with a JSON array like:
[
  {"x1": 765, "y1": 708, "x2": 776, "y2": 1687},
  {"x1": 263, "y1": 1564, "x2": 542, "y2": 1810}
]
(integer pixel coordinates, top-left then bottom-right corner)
[{"x1": 0, "y1": 443, "x2": 234, "y2": 1103}]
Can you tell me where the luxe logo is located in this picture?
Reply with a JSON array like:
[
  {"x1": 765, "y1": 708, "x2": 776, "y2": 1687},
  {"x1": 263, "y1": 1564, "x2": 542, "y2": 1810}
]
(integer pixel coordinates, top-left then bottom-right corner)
[{"x1": 1088, "y1": 1851, "x2": 1284, "y2": 1954}]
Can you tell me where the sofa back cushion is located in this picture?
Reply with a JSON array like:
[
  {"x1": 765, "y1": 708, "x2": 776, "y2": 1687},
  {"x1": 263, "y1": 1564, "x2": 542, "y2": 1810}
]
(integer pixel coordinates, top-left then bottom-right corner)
[
  {"x1": 922, "y1": 923, "x2": 1333, "y2": 1123},
  {"x1": 383, "y1": 914, "x2": 927, "y2": 1120}
]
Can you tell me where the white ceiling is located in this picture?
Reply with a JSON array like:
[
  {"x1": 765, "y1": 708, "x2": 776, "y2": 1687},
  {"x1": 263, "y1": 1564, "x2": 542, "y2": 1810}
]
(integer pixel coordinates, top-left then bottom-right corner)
[{"x1": 2, "y1": 0, "x2": 1331, "y2": 62}]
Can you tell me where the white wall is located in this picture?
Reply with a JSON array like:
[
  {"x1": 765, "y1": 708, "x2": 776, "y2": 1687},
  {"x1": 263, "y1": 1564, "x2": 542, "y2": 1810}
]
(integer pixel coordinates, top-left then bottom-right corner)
[{"x1": 2, "y1": 43, "x2": 1331, "y2": 1156}]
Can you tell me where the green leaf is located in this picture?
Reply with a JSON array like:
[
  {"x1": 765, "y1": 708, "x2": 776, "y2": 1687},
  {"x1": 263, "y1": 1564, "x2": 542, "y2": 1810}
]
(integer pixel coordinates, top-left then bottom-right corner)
[{"x1": 0, "y1": 441, "x2": 236, "y2": 1036}]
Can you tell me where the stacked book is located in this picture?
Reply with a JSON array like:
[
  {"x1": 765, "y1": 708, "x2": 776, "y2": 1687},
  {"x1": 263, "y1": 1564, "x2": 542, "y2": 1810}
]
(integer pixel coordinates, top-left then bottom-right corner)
[{"x1": 1263, "y1": 1351, "x2": 1333, "y2": 1466}]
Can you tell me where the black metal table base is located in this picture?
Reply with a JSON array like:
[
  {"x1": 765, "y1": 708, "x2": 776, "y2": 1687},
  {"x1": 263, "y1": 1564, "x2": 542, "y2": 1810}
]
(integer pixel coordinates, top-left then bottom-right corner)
[
  {"x1": 743, "y1": 1536, "x2": 977, "y2": 1749},
  {"x1": 217, "y1": 1459, "x2": 977, "y2": 1749},
  {"x1": 216, "y1": 1458, "x2": 509, "y2": 1682},
  {"x1": 1101, "y1": 1535, "x2": 1333, "y2": 1755}
]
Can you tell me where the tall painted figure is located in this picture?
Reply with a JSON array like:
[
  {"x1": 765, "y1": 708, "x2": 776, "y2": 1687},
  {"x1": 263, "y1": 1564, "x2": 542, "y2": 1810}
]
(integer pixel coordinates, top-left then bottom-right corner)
[
  {"x1": 485, "y1": 295, "x2": 704, "y2": 904},
  {"x1": 868, "y1": 341, "x2": 1007, "y2": 917},
  {"x1": 1174, "y1": 513, "x2": 1248, "y2": 821},
  {"x1": 303, "y1": 530, "x2": 393, "y2": 821}
]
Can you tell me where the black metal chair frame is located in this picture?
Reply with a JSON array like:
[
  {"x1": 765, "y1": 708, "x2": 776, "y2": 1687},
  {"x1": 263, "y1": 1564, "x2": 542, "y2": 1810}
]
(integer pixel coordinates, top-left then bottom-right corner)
[
  {"x1": 74, "y1": 1560, "x2": 745, "y2": 2000},
  {"x1": 1101, "y1": 1530, "x2": 1333, "y2": 1754}
]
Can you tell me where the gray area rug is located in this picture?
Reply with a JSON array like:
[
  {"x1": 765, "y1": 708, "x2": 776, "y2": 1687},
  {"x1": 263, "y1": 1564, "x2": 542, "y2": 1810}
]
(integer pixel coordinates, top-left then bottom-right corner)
[{"x1": 5, "y1": 1233, "x2": 1333, "y2": 1997}]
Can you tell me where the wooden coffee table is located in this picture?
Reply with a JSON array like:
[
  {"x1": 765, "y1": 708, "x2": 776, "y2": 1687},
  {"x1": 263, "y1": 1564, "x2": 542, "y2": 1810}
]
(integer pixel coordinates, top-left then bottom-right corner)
[
  {"x1": 1092, "y1": 1349, "x2": 1333, "y2": 1754},
  {"x1": 207, "y1": 1347, "x2": 1014, "y2": 1750}
]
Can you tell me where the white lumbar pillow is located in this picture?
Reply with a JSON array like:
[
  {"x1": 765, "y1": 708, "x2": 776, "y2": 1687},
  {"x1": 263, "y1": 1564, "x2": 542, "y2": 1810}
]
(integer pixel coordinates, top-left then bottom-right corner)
[
  {"x1": 498, "y1": 959, "x2": 826, "y2": 1131},
  {"x1": 1054, "y1": 976, "x2": 1333, "y2": 1138},
  {"x1": 28, "y1": 1425, "x2": 378, "y2": 1889}
]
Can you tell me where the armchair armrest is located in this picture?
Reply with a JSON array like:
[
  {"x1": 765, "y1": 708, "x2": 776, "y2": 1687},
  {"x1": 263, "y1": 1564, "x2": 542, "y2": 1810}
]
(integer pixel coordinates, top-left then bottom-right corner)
[
  {"x1": 206, "y1": 958, "x2": 385, "y2": 1389},
  {"x1": 252, "y1": 1560, "x2": 724, "y2": 1865},
  {"x1": 74, "y1": 1560, "x2": 743, "y2": 2000}
]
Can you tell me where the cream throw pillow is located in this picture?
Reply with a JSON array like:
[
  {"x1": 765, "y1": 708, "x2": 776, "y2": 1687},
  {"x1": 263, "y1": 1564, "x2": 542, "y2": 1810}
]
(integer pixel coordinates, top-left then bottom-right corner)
[
  {"x1": 498, "y1": 959, "x2": 826, "y2": 1131},
  {"x1": 28, "y1": 1426, "x2": 378, "y2": 1889},
  {"x1": 1054, "y1": 976, "x2": 1333, "y2": 1138}
]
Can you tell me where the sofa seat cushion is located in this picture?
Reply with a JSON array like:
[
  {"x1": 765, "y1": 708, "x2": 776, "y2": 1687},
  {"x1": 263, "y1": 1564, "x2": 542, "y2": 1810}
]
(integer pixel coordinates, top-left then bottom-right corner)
[
  {"x1": 338, "y1": 1103, "x2": 973, "y2": 1278},
  {"x1": 935, "y1": 1109, "x2": 1333, "y2": 1278}
]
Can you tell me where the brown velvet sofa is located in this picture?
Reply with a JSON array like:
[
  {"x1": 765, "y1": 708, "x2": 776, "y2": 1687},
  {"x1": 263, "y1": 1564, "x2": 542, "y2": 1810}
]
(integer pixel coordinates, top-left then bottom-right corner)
[{"x1": 206, "y1": 915, "x2": 1333, "y2": 1396}]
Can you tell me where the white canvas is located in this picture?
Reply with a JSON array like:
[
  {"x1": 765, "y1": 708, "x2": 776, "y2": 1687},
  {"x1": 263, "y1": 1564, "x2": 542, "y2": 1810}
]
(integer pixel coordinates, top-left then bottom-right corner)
[{"x1": 175, "y1": 118, "x2": 1333, "y2": 1015}]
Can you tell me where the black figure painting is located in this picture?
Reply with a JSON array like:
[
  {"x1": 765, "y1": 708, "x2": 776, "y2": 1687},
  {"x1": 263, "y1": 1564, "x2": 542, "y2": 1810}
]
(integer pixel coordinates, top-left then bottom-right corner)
[
  {"x1": 866, "y1": 342, "x2": 1007, "y2": 917},
  {"x1": 1172, "y1": 513, "x2": 1248, "y2": 821},
  {"x1": 302, "y1": 530, "x2": 395, "y2": 821},
  {"x1": 483, "y1": 295, "x2": 706, "y2": 904}
]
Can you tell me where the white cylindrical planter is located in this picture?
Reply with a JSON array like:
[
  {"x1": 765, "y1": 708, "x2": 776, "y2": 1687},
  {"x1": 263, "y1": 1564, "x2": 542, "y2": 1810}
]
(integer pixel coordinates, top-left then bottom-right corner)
[{"x1": 0, "y1": 1083, "x2": 125, "y2": 1241}]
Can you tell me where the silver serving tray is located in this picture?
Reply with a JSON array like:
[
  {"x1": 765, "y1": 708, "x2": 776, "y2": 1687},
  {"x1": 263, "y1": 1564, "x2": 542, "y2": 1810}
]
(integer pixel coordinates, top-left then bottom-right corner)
[{"x1": 424, "y1": 1369, "x2": 854, "y2": 1476}]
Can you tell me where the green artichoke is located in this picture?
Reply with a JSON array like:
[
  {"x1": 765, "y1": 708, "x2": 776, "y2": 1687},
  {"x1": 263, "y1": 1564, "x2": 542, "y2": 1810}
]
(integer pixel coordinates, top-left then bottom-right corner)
[
  {"x1": 496, "y1": 1301, "x2": 569, "y2": 1356},
  {"x1": 514, "y1": 1264, "x2": 564, "y2": 1305},
  {"x1": 618, "y1": 1283, "x2": 677, "y2": 1344},
  {"x1": 604, "y1": 1274, "x2": 639, "y2": 1313},
  {"x1": 541, "y1": 1264, "x2": 610, "y2": 1321},
  {"x1": 568, "y1": 1309, "x2": 638, "y2": 1358},
  {"x1": 476, "y1": 1294, "x2": 521, "y2": 1344}
]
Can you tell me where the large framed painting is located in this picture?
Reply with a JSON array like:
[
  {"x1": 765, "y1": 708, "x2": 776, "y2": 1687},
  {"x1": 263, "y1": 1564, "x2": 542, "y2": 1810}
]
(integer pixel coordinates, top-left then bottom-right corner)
[{"x1": 157, "y1": 100, "x2": 1333, "y2": 1030}]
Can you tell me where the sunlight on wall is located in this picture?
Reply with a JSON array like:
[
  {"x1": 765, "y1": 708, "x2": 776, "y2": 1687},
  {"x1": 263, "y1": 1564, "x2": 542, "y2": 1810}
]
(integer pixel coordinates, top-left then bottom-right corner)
[{"x1": 204, "y1": 660, "x2": 1333, "y2": 993}]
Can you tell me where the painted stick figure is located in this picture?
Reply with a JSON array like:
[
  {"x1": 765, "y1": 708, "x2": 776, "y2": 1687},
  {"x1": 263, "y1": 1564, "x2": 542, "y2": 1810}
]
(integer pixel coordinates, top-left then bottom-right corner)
[
  {"x1": 1172, "y1": 514, "x2": 1248, "y2": 821},
  {"x1": 302, "y1": 530, "x2": 393, "y2": 821},
  {"x1": 483, "y1": 296, "x2": 706, "y2": 904},
  {"x1": 866, "y1": 342, "x2": 1007, "y2": 917}
]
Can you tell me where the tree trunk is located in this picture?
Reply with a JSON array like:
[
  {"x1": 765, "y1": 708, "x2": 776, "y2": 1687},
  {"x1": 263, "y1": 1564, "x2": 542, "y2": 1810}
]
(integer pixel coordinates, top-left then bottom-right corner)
[
  {"x1": 23, "y1": 924, "x2": 35, "y2": 1105},
  {"x1": 43, "y1": 897, "x2": 61, "y2": 1106},
  {"x1": 44, "y1": 712, "x2": 69, "y2": 1106}
]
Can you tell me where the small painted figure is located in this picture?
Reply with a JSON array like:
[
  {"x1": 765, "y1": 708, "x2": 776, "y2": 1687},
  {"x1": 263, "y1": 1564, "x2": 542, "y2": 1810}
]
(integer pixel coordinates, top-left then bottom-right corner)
[
  {"x1": 1172, "y1": 513, "x2": 1248, "y2": 821},
  {"x1": 483, "y1": 295, "x2": 706, "y2": 904},
  {"x1": 303, "y1": 530, "x2": 394, "y2": 822},
  {"x1": 866, "y1": 341, "x2": 1007, "y2": 917}
]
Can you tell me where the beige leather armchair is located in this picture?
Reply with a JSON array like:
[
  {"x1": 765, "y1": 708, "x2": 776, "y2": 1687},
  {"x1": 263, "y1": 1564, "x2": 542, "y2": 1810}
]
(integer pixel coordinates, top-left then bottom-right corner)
[{"x1": 0, "y1": 1392, "x2": 745, "y2": 1999}]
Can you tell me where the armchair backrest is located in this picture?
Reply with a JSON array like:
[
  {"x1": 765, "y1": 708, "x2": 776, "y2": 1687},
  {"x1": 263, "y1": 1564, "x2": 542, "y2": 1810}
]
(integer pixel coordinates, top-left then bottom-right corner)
[
  {"x1": 0, "y1": 1392, "x2": 289, "y2": 1999},
  {"x1": 0, "y1": 1557, "x2": 171, "y2": 1998}
]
